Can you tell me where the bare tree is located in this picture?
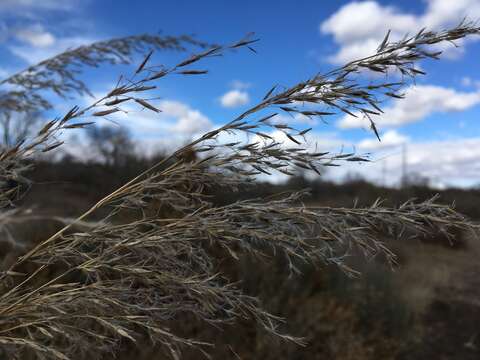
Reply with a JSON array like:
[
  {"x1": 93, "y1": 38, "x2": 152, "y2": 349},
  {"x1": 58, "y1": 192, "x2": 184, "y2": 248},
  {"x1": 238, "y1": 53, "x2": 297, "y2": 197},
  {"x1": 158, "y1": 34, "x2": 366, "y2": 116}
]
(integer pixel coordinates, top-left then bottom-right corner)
[
  {"x1": 0, "y1": 111, "x2": 42, "y2": 147},
  {"x1": 86, "y1": 125, "x2": 136, "y2": 167}
]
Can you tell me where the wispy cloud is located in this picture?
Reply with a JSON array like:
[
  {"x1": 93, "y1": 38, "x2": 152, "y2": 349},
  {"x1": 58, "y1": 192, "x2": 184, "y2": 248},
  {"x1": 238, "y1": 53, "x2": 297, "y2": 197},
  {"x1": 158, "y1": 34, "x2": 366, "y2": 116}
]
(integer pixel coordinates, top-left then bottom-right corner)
[
  {"x1": 461, "y1": 76, "x2": 480, "y2": 89},
  {"x1": 0, "y1": 0, "x2": 82, "y2": 14},
  {"x1": 229, "y1": 80, "x2": 251, "y2": 90},
  {"x1": 0, "y1": 0, "x2": 93, "y2": 65},
  {"x1": 9, "y1": 35, "x2": 97, "y2": 64}
]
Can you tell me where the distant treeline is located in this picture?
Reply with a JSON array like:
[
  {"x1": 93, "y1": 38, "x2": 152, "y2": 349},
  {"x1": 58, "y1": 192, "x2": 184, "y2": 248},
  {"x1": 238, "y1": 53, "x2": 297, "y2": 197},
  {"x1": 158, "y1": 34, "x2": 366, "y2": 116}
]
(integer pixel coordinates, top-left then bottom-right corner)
[{"x1": 23, "y1": 153, "x2": 480, "y2": 220}]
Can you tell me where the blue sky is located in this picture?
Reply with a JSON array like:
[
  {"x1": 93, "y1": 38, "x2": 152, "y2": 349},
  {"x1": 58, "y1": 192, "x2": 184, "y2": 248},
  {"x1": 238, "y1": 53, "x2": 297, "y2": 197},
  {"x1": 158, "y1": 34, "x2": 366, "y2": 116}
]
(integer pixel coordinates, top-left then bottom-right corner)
[{"x1": 1, "y1": 0, "x2": 480, "y2": 188}]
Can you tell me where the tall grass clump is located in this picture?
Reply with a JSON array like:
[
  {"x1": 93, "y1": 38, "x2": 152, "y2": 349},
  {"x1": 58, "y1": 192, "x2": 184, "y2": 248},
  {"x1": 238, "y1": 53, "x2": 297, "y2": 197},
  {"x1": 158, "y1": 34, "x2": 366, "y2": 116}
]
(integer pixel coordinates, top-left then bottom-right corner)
[{"x1": 0, "y1": 21, "x2": 479, "y2": 359}]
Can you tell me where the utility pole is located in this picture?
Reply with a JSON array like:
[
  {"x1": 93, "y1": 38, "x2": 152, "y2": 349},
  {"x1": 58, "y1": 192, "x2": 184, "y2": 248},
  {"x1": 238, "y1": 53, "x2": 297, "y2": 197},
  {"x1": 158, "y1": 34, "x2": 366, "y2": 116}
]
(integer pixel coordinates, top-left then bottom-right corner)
[
  {"x1": 401, "y1": 143, "x2": 407, "y2": 188},
  {"x1": 382, "y1": 159, "x2": 387, "y2": 187}
]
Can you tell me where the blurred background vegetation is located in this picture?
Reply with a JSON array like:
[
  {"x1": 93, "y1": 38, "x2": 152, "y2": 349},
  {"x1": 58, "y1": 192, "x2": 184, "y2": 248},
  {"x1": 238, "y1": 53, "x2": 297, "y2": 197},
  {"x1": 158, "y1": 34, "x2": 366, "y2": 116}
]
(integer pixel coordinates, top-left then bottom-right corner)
[{"x1": 3, "y1": 127, "x2": 480, "y2": 359}]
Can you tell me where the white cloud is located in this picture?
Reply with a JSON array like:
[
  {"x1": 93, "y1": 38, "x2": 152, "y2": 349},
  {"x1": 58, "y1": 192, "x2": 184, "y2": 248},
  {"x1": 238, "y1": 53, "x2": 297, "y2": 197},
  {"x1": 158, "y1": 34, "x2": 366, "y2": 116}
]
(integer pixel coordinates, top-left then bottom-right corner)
[
  {"x1": 327, "y1": 137, "x2": 480, "y2": 189},
  {"x1": 93, "y1": 98, "x2": 213, "y2": 138},
  {"x1": 220, "y1": 89, "x2": 250, "y2": 108},
  {"x1": 321, "y1": 0, "x2": 480, "y2": 64},
  {"x1": 160, "y1": 100, "x2": 213, "y2": 135},
  {"x1": 214, "y1": 127, "x2": 351, "y2": 184},
  {"x1": 255, "y1": 130, "x2": 353, "y2": 183},
  {"x1": 422, "y1": 0, "x2": 480, "y2": 29},
  {"x1": 338, "y1": 85, "x2": 480, "y2": 129},
  {"x1": 266, "y1": 129, "x2": 345, "y2": 151},
  {"x1": 15, "y1": 25, "x2": 55, "y2": 47},
  {"x1": 225, "y1": 126, "x2": 480, "y2": 189},
  {"x1": 9, "y1": 36, "x2": 96, "y2": 64},
  {"x1": 66, "y1": 94, "x2": 215, "y2": 159},
  {"x1": 358, "y1": 130, "x2": 408, "y2": 150},
  {"x1": 293, "y1": 114, "x2": 317, "y2": 126}
]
